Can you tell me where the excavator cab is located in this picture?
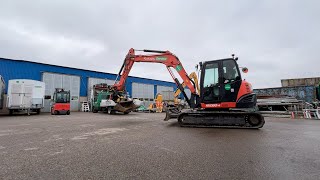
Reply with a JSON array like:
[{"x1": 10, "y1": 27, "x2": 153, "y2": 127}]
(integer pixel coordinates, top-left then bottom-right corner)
[
  {"x1": 167, "y1": 57, "x2": 264, "y2": 128},
  {"x1": 200, "y1": 59, "x2": 242, "y2": 106}
]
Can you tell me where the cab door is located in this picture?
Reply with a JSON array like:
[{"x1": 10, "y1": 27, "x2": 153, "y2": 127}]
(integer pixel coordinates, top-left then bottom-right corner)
[
  {"x1": 220, "y1": 59, "x2": 242, "y2": 103},
  {"x1": 200, "y1": 61, "x2": 222, "y2": 104}
]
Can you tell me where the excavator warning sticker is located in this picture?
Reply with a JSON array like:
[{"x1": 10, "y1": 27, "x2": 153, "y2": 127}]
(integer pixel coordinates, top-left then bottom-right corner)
[
  {"x1": 156, "y1": 57, "x2": 167, "y2": 61},
  {"x1": 175, "y1": 65, "x2": 182, "y2": 71}
]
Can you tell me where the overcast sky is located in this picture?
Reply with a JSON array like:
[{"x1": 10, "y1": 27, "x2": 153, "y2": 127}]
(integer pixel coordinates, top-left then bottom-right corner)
[{"x1": 0, "y1": 0, "x2": 319, "y2": 88}]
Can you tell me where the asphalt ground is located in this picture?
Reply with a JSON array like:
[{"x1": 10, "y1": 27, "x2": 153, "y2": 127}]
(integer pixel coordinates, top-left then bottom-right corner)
[{"x1": 0, "y1": 112, "x2": 320, "y2": 179}]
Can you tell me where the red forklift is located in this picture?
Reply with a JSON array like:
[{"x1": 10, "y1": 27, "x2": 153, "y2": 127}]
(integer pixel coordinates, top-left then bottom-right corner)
[{"x1": 51, "y1": 88, "x2": 71, "y2": 115}]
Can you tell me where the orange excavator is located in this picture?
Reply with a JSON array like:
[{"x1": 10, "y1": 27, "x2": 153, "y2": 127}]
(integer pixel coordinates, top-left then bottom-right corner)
[{"x1": 113, "y1": 48, "x2": 265, "y2": 128}]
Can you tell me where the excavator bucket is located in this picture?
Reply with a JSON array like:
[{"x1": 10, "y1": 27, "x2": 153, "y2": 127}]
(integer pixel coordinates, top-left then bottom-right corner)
[{"x1": 113, "y1": 100, "x2": 140, "y2": 113}]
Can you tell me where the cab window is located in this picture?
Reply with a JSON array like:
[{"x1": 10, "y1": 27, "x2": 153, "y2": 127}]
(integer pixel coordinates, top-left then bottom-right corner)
[
  {"x1": 223, "y1": 60, "x2": 240, "y2": 83},
  {"x1": 203, "y1": 63, "x2": 219, "y2": 87}
]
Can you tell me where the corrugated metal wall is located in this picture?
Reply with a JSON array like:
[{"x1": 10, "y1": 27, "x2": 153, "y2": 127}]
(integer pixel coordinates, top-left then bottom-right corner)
[
  {"x1": 281, "y1": 78, "x2": 320, "y2": 87},
  {"x1": 132, "y1": 83, "x2": 154, "y2": 107},
  {"x1": 253, "y1": 86, "x2": 316, "y2": 103},
  {"x1": 157, "y1": 85, "x2": 174, "y2": 95},
  {"x1": 132, "y1": 83, "x2": 154, "y2": 99},
  {"x1": 184, "y1": 88, "x2": 191, "y2": 99},
  {"x1": 0, "y1": 58, "x2": 176, "y2": 98}
]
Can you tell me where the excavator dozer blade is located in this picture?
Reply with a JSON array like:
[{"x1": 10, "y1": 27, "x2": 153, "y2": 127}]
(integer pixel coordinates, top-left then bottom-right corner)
[
  {"x1": 113, "y1": 101, "x2": 140, "y2": 113},
  {"x1": 164, "y1": 107, "x2": 182, "y2": 121}
]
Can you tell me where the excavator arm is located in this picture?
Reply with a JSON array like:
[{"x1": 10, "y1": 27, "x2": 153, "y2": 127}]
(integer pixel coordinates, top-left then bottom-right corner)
[{"x1": 113, "y1": 48, "x2": 198, "y2": 107}]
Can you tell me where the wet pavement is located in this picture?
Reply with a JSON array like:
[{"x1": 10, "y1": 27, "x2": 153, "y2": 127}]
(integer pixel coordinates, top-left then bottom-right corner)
[{"x1": 0, "y1": 112, "x2": 320, "y2": 179}]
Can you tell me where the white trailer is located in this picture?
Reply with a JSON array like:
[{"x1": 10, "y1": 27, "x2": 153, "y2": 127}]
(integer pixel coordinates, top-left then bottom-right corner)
[
  {"x1": 0, "y1": 76, "x2": 5, "y2": 109},
  {"x1": 6, "y1": 79, "x2": 45, "y2": 115}
]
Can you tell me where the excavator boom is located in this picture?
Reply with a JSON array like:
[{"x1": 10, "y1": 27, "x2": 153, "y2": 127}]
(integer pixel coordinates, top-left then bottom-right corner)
[{"x1": 114, "y1": 48, "x2": 198, "y2": 108}]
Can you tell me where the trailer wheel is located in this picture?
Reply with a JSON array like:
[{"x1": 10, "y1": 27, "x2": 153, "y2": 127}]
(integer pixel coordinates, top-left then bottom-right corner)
[
  {"x1": 107, "y1": 107, "x2": 112, "y2": 114},
  {"x1": 108, "y1": 107, "x2": 116, "y2": 115},
  {"x1": 102, "y1": 108, "x2": 108, "y2": 113}
]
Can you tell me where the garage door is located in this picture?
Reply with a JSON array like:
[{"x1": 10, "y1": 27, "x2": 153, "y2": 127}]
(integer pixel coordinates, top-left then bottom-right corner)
[
  {"x1": 184, "y1": 88, "x2": 191, "y2": 99},
  {"x1": 132, "y1": 83, "x2": 154, "y2": 107},
  {"x1": 87, "y1": 77, "x2": 115, "y2": 101},
  {"x1": 42, "y1": 73, "x2": 80, "y2": 112},
  {"x1": 157, "y1": 85, "x2": 174, "y2": 95}
]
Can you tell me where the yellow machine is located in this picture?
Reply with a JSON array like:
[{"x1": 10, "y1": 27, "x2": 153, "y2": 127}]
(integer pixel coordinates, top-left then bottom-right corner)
[
  {"x1": 155, "y1": 93, "x2": 163, "y2": 112},
  {"x1": 148, "y1": 93, "x2": 164, "y2": 113},
  {"x1": 174, "y1": 72, "x2": 200, "y2": 106},
  {"x1": 148, "y1": 72, "x2": 200, "y2": 112},
  {"x1": 148, "y1": 72, "x2": 199, "y2": 112}
]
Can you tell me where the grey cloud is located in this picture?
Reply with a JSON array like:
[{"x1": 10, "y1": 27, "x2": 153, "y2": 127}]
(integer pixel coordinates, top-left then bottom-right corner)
[{"x1": 0, "y1": 0, "x2": 319, "y2": 88}]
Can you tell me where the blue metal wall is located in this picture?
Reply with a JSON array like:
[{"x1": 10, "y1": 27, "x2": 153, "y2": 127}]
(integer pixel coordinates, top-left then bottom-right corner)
[
  {"x1": 0, "y1": 58, "x2": 176, "y2": 97},
  {"x1": 254, "y1": 86, "x2": 316, "y2": 103}
]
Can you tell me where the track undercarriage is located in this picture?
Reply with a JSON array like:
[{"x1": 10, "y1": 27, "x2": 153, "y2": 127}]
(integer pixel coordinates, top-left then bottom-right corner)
[{"x1": 165, "y1": 108, "x2": 265, "y2": 129}]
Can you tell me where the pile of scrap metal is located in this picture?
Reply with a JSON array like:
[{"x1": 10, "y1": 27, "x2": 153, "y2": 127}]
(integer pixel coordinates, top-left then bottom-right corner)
[
  {"x1": 135, "y1": 94, "x2": 162, "y2": 113},
  {"x1": 254, "y1": 84, "x2": 320, "y2": 118},
  {"x1": 135, "y1": 105, "x2": 152, "y2": 113},
  {"x1": 302, "y1": 84, "x2": 320, "y2": 119},
  {"x1": 90, "y1": 83, "x2": 142, "y2": 114},
  {"x1": 316, "y1": 84, "x2": 320, "y2": 106},
  {"x1": 256, "y1": 95, "x2": 303, "y2": 117}
]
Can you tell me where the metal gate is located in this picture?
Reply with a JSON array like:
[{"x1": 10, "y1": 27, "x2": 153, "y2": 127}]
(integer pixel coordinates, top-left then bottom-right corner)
[
  {"x1": 42, "y1": 72, "x2": 80, "y2": 112},
  {"x1": 157, "y1": 85, "x2": 174, "y2": 95}
]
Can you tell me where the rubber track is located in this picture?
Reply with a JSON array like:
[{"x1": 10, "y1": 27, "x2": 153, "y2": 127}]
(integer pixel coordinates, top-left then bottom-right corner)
[{"x1": 178, "y1": 111, "x2": 265, "y2": 129}]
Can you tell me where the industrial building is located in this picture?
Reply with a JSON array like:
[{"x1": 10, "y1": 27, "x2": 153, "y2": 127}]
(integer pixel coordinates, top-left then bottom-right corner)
[
  {"x1": 254, "y1": 77, "x2": 320, "y2": 103},
  {"x1": 0, "y1": 57, "x2": 176, "y2": 112}
]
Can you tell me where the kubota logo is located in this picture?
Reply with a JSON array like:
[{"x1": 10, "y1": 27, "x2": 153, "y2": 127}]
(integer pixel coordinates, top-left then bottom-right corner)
[
  {"x1": 206, "y1": 104, "x2": 221, "y2": 108},
  {"x1": 144, "y1": 57, "x2": 155, "y2": 61}
]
